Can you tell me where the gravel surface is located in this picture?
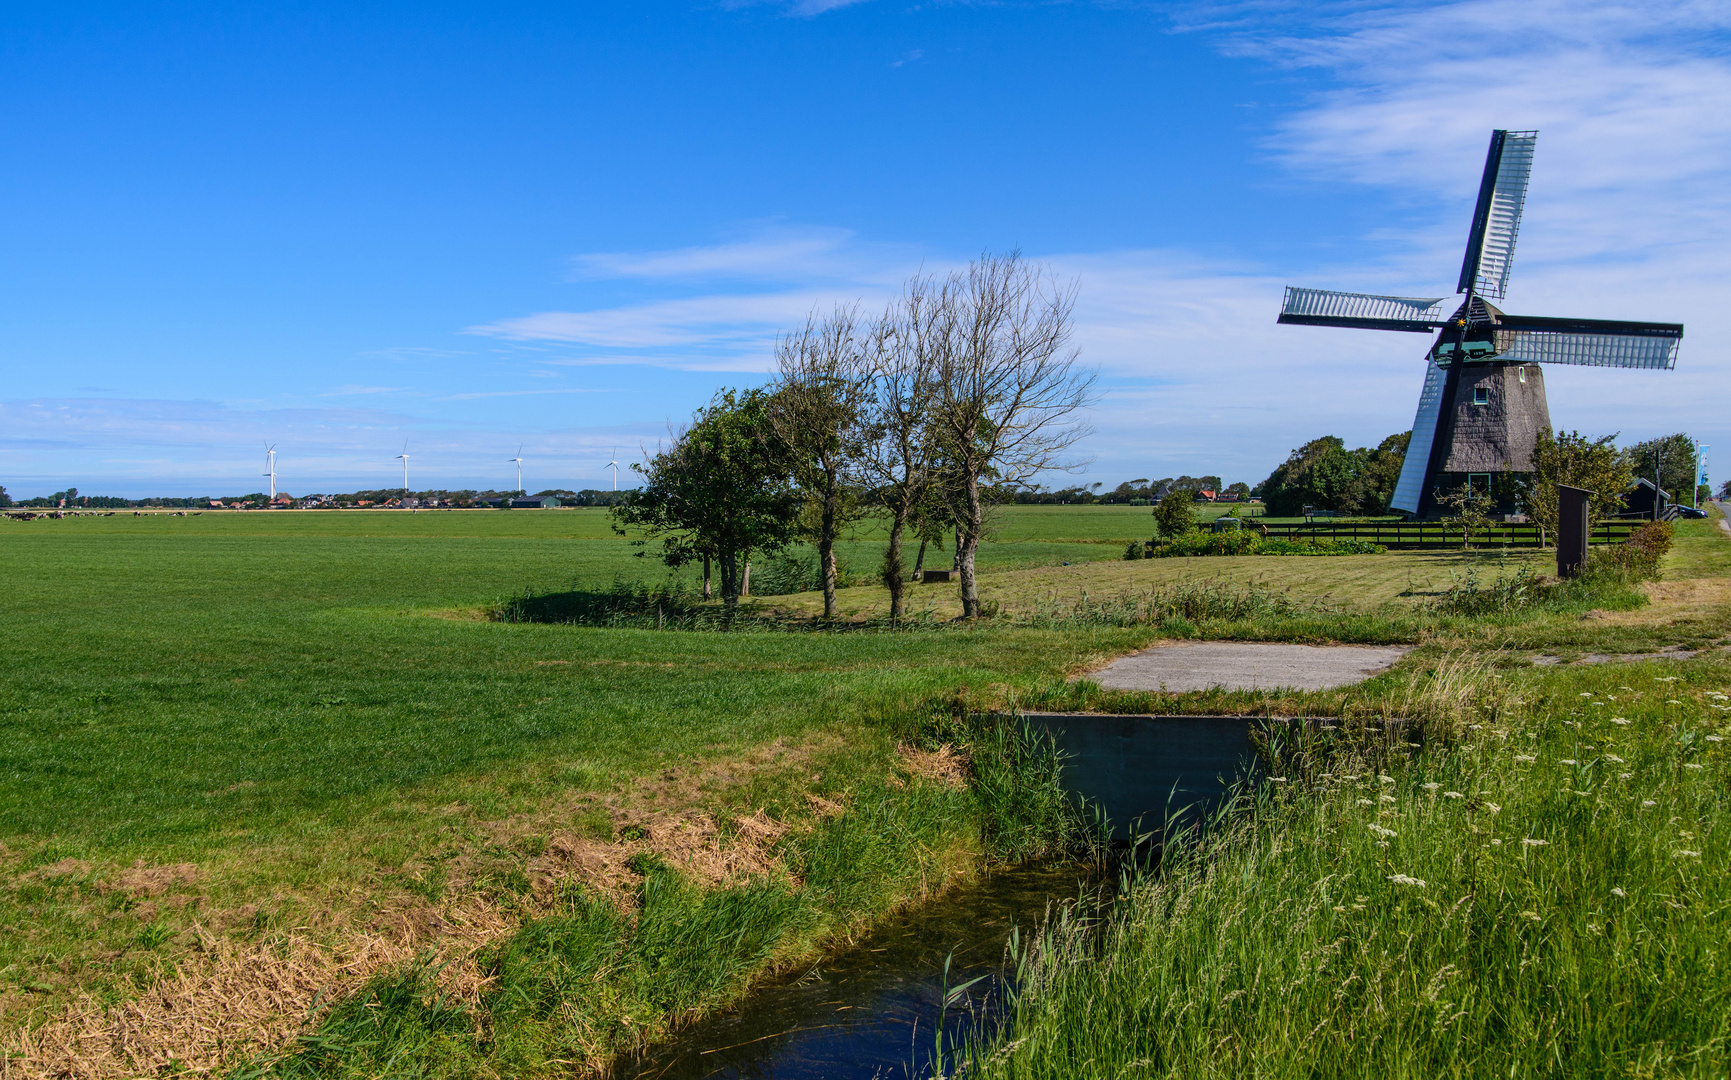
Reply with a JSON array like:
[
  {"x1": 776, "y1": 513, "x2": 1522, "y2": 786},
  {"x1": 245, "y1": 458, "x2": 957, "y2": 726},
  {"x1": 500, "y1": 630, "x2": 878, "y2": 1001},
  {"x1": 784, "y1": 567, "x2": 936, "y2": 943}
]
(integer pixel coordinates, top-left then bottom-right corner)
[{"x1": 1089, "y1": 641, "x2": 1412, "y2": 692}]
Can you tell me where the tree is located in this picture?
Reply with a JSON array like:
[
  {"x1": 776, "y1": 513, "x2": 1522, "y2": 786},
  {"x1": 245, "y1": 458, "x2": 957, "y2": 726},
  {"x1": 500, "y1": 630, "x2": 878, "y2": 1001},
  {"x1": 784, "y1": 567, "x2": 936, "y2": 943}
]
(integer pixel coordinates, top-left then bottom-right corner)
[
  {"x1": 1227, "y1": 482, "x2": 1251, "y2": 499},
  {"x1": 1526, "y1": 428, "x2": 1633, "y2": 540},
  {"x1": 1256, "y1": 432, "x2": 1408, "y2": 516},
  {"x1": 1152, "y1": 490, "x2": 1195, "y2": 538},
  {"x1": 855, "y1": 276, "x2": 944, "y2": 621},
  {"x1": 932, "y1": 252, "x2": 1097, "y2": 618},
  {"x1": 768, "y1": 305, "x2": 874, "y2": 619},
  {"x1": 1622, "y1": 433, "x2": 1698, "y2": 505},
  {"x1": 0, "y1": 485, "x2": 9, "y2": 509},
  {"x1": 610, "y1": 389, "x2": 801, "y2": 606}
]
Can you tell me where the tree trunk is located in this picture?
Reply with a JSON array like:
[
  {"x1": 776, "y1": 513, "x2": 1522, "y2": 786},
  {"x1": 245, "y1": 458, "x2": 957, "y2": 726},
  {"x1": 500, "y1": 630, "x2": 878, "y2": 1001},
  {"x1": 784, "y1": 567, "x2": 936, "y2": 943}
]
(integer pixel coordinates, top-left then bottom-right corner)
[
  {"x1": 741, "y1": 560, "x2": 751, "y2": 598},
  {"x1": 720, "y1": 550, "x2": 739, "y2": 606},
  {"x1": 702, "y1": 555, "x2": 712, "y2": 600},
  {"x1": 884, "y1": 515, "x2": 906, "y2": 620},
  {"x1": 911, "y1": 539, "x2": 927, "y2": 579},
  {"x1": 958, "y1": 476, "x2": 984, "y2": 618},
  {"x1": 819, "y1": 472, "x2": 839, "y2": 618}
]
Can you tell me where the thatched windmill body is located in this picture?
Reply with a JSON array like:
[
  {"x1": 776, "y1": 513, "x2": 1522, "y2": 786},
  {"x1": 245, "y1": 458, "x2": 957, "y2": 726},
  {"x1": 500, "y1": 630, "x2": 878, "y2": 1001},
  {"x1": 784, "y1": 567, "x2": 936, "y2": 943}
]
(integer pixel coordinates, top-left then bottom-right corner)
[{"x1": 1278, "y1": 130, "x2": 1684, "y2": 518}]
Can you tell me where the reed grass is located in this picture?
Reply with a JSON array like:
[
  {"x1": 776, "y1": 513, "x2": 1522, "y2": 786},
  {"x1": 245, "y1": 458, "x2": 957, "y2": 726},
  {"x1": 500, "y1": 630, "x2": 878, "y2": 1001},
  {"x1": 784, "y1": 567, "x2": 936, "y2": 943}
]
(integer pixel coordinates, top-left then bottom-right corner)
[{"x1": 961, "y1": 656, "x2": 1731, "y2": 1079}]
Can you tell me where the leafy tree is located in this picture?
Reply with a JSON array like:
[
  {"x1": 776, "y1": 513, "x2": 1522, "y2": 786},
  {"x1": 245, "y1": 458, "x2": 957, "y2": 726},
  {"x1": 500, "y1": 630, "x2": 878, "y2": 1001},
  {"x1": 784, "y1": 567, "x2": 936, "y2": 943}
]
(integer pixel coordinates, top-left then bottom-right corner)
[
  {"x1": 0, "y1": 485, "x2": 9, "y2": 508},
  {"x1": 1226, "y1": 481, "x2": 1251, "y2": 498},
  {"x1": 1526, "y1": 428, "x2": 1633, "y2": 539},
  {"x1": 610, "y1": 389, "x2": 801, "y2": 606},
  {"x1": 1257, "y1": 432, "x2": 1408, "y2": 516},
  {"x1": 1622, "y1": 432, "x2": 1698, "y2": 505},
  {"x1": 1719, "y1": 480, "x2": 1731, "y2": 500},
  {"x1": 1152, "y1": 490, "x2": 1195, "y2": 538}
]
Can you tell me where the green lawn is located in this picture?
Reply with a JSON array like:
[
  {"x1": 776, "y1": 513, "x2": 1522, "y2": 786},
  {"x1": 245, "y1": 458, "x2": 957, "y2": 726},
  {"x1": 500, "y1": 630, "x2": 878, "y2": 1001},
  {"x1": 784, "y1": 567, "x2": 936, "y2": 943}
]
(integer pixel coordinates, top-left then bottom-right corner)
[{"x1": 2, "y1": 506, "x2": 1726, "y2": 1077}]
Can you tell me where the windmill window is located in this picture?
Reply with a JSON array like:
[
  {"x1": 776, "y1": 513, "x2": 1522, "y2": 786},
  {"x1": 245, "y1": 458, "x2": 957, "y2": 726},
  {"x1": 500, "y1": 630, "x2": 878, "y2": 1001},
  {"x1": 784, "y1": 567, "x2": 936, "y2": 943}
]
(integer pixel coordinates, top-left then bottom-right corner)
[
  {"x1": 1468, "y1": 473, "x2": 1492, "y2": 495},
  {"x1": 1472, "y1": 386, "x2": 1491, "y2": 406}
]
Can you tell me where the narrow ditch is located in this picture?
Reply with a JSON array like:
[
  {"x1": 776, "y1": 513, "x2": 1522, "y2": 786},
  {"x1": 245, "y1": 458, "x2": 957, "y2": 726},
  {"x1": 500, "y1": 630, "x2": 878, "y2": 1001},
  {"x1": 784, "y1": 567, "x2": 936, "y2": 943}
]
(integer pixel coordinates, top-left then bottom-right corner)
[{"x1": 614, "y1": 859, "x2": 1103, "y2": 1080}]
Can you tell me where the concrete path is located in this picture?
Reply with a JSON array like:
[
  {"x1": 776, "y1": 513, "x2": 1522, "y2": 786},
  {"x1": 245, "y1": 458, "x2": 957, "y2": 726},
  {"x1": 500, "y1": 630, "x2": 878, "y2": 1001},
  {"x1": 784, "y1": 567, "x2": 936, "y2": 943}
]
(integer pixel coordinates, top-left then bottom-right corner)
[{"x1": 1088, "y1": 641, "x2": 1412, "y2": 693}]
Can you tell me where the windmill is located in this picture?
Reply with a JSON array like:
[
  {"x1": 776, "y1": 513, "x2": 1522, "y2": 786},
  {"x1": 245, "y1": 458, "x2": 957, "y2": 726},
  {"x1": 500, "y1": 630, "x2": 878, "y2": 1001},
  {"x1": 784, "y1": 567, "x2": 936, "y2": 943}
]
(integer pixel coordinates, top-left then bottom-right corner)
[
  {"x1": 606, "y1": 448, "x2": 619, "y2": 491},
  {"x1": 508, "y1": 445, "x2": 524, "y2": 495},
  {"x1": 396, "y1": 442, "x2": 410, "y2": 496},
  {"x1": 263, "y1": 443, "x2": 277, "y2": 501},
  {"x1": 1278, "y1": 129, "x2": 1684, "y2": 518}
]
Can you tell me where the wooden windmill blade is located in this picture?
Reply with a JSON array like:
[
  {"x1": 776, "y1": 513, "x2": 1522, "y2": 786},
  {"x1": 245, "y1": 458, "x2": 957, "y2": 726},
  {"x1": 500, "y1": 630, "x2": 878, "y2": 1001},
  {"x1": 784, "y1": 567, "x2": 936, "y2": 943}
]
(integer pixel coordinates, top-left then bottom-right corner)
[
  {"x1": 1277, "y1": 287, "x2": 1450, "y2": 333},
  {"x1": 1458, "y1": 130, "x2": 1538, "y2": 301},
  {"x1": 1490, "y1": 315, "x2": 1684, "y2": 370}
]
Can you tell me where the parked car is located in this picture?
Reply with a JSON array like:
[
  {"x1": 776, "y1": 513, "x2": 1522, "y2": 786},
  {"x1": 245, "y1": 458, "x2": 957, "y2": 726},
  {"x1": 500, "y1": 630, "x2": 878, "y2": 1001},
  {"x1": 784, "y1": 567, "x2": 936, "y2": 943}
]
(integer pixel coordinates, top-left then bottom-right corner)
[{"x1": 1676, "y1": 505, "x2": 1708, "y2": 519}]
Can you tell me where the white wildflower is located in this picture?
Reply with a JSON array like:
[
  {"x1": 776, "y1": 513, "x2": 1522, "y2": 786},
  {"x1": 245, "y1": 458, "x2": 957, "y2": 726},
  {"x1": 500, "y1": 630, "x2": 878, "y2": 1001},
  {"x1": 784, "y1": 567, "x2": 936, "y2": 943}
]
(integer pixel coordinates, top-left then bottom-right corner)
[
  {"x1": 1560, "y1": 759, "x2": 1578, "y2": 766},
  {"x1": 1490, "y1": 838, "x2": 1503, "y2": 845},
  {"x1": 1684, "y1": 763, "x2": 1705, "y2": 770},
  {"x1": 1674, "y1": 850, "x2": 1702, "y2": 858},
  {"x1": 1667, "y1": 699, "x2": 1683, "y2": 705},
  {"x1": 1378, "y1": 775, "x2": 1396, "y2": 785},
  {"x1": 1656, "y1": 676, "x2": 1679, "y2": 682},
  {"x1": 1380, "y1": 794, "x2": 1397, "y2": 803},
  {"x1": 1611, "y1": 718, "x2": 1632, "y2": 726},
  {"x1": 1368, "y1": 824, "x2": 1398, "y2": 837},
  {"x1": 1514, "y1": 754, "x2": 1536, "y2": 763},
  {"x1": 1481, "y1": 802, "x2": 1502, "y2": 814},
  {"x1": 1387, "y1": 874, "x2": 1426, "y2": 887},
  {"x1": 1443, "y1": 791, "x2": 1465, "y2": 799},
  {"x1": 1707, "y1": 735, "x2": 1725, "y2": 742},
  {"x1": 1611, "y1": 887, "x2": 1626, "y2": 898},
  {"x1": 1619, "y1": 686, "x2": 1635, "y2": 692},
  {"x1": 1619, "y1": 773, "x2": 1633, "y2": 780},
  {"x1": 1422, "y1": 782, "x2": 1441, "y2": 791},
  {"x1": 1579, "y1": 692, "x2": 1594, "y2": 697},
  {"x1": 1268, "y1": 776, "x2": 1288, "y2": 782},
  {"x1": 1591, "y1": 702, "x2": 1606, "y2": 708},
  {"x1": 1521, "y1": 910, "x2": 1542, "y2": 922},
  {"x1": 1520, "y1": 838, "x2": 1549, "y2": 847},
  {"x1": 1356, "y1": 799, "x2": 1375, "y2": 807},
  {"x1": 1606, "y1": 754, "x2": 1626, "y2": 763},
  {"x1": 1641, "y1": 800, "x2": 1658, "y2": 808}
]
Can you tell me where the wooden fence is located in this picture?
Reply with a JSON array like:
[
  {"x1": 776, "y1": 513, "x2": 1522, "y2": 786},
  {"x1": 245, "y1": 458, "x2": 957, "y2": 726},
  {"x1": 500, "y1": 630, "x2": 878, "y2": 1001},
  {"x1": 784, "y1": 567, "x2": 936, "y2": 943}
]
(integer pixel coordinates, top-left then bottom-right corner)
[{"x1": 1260, "y1": 520, "x2": 1638, "y2": 550}]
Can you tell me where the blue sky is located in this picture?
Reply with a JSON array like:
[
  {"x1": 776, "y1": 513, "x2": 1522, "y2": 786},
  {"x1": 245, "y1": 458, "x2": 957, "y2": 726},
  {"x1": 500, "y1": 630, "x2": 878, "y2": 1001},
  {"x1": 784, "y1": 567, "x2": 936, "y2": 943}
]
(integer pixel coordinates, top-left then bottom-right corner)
[{"x1": 3, "y1": 0, "x2": 1728, "y2": 498}]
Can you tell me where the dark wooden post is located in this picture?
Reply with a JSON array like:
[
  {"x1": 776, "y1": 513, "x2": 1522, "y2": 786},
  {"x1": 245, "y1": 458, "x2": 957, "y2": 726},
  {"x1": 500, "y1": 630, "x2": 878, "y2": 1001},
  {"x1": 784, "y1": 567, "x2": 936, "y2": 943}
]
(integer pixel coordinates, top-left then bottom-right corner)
[{"x1": 1557, "y1": 485, "x2": 1591, "y2": 579}]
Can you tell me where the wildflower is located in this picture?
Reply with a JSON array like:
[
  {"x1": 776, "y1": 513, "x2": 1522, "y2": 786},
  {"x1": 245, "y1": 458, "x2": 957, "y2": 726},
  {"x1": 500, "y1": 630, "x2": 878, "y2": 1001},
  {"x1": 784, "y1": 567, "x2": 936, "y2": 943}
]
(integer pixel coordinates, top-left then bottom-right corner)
[
  {"x1": 1684, "y1": 763, "x2": 1705, "y2": 770},
  {"x1": 1379, "y1": 794, "x2": 1397, "y2": 803},
  {"x1": 1387, "y1": 874, "x2": 1426, "y2": 887},
  {"x1": 1674, "y1": 850, "x2": 1702, "y2": 858},
  {"x1": 1619, "y1": 773, "x2": 1633, "y2": 780},
  {"x1": 1619, "y1": 686, "x2": 1635, "y2": 692},
  {"x1": 1268, "y1": 776, "x2": 1288, "y2": 782},
  {"x1": 1657, "y1": 676, "x2": 1679, "y2": 682},
  {"x1": 1356, "y1": 799, "x2": 1375, "y2": 807},
  {"x1": 1368, "y1": 824, "x2": 1397, "y2": 837},
  {"x1": 1332, "y1": 905, "x2": 1346, "y2": 913},
  {"x1": 1611, "y1": 887, "x2": 1627, "y2": 898},
  {"x1": 1560, "y1": 759, "x2": 1578, "y2": 766},
  {"x1": 1491, "y1": 838, "x2": 1503, "y2": 845},
  {"x1": 1520, "y1": 910, "x2": 1541, "y2": 921},
  {"x1": 1708, "y1": 735, "x2": 1725, "y2": 743},
  {"x1": 1591, "y1": 702, "x2": 1606, "y2": 708},
  {"x1": 1520, "y1": 838, "x2": 1549, "y2": 847},
  {"x1": 1443, "y1": 791, "x2": 1464, "y2": 799},
  {"x1": 1422, "y1": 782, "x2": 1441, "y2": 791},
  {"x1": 1579, "y1": 692, "x2": 1594, "y2": 697},
  {"x1": 1667, "y1": 699, "x2": 1683, "y2": 705},
  {"x1": 1378, "y1": 775, "x2": 1395, "y2": 785},
  {"x1": 1481, "y1": 802, "x2": 1502, "y2": 813},
  {"x1": 1514, "y1": 754, "x2": 1536, "y2": 763},
  {"x1": 1575, "y1": 790, "x2": 1593, "y2": 797},
  {"x1": 1606, "y1": 754, "x2": 1626, "y2": 763},
  {"x1": 1611, "y1": 718, "x2": 1632, "y2": 726},
  {"x1": 1641, "y1": 800, "x2": 1658, "y2": 808}
]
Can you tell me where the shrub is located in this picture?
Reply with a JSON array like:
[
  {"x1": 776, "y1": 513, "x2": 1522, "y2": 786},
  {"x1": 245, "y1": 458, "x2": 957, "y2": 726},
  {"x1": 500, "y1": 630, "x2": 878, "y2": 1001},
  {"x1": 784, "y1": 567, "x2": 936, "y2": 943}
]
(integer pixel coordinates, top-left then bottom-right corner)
[
  {"x1": 1151, "y1": 492, "x2": 1195, "y2": 539},
  {"x1": 1147, "y1": 534, "x2": 1385, "y2": 558}
]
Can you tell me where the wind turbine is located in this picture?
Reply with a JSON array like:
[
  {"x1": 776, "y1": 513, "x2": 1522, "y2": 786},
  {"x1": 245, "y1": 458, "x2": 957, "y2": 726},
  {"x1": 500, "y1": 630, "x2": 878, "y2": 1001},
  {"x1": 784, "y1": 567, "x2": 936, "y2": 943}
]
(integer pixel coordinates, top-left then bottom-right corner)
[
  {"x1": 263, "y1": 443, "x2": 277, "y2": 501},
  {"x1": 508, "y1": 445, "x2": 524, "y2": 495},
  {"x1": 396, "y1": 442, "x2": 410, "y2": 496},
  {"x1": 606, "y1": 448, "x2": 619, "y2": 491}
]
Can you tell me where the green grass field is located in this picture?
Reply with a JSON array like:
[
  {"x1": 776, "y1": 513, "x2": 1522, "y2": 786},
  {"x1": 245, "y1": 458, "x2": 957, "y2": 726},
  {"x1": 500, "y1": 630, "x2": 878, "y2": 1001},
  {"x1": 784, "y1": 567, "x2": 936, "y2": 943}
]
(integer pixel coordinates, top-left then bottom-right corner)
[{"x1": 1, "y1": 506, "x2": 1726, "y2": 1077}]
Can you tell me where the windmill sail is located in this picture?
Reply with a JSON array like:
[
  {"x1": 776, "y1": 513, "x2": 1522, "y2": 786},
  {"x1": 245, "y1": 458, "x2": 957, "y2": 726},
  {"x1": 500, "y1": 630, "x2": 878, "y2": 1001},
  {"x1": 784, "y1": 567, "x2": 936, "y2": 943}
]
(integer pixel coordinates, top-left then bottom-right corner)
[
  {"x1": 1457, "y1": 130, "x2": 1538, "y2": 300},
  {"x1": 1278, "y1": 287, "x2": 1448, "y2": 332},
  {"x1": 1491, "y1": 315, "x2": 1682, "y2": 369},
  {"x1": 1388, "y1": 360, "x2": 1449, "y2": 515}
]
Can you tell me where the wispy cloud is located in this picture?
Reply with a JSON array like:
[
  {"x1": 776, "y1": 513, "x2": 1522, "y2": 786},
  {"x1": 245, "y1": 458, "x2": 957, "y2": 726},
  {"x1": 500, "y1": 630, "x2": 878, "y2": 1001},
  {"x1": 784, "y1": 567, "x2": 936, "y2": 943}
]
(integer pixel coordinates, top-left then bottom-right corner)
[{"x1": 441, "y1": 388, "x2": 619, "y2": 401}]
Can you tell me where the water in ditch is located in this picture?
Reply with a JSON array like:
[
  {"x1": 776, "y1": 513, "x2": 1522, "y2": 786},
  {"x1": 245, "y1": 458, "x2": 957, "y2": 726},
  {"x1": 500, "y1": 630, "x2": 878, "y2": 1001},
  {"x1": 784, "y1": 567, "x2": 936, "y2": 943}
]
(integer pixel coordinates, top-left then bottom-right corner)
[{"x1": 614, "y1": 860, "x2": 1102, "y2": 1080}]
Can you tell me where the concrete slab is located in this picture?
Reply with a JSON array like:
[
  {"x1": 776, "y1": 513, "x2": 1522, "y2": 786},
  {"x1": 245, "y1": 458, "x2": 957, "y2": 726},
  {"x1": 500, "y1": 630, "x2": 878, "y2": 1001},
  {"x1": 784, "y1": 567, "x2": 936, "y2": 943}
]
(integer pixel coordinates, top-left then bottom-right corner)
[{"x1": 1088, "y1": 641, "x2": 1411, "y2": 693}]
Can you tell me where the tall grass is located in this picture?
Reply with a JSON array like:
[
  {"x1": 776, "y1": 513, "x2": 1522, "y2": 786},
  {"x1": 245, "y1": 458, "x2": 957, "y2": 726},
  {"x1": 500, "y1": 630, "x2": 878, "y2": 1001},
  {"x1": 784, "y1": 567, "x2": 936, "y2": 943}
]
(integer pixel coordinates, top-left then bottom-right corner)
[{"x1": 961, "y1": 660, "x2": 1731, "y2": 1079}]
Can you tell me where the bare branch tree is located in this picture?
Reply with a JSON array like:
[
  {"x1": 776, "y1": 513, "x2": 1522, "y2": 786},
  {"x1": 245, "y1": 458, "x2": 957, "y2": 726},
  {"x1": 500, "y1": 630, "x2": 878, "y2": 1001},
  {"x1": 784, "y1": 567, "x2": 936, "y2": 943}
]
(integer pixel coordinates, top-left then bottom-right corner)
[
  {"x1": 855, "y1": 275, "x2": 946, "y2": 621},
  {"x1": 932, "y1": 252, "x2": 1096, "y2": 618},
  {"x1": 769, "y1": 305, "x2": 873, "y2": 619}
]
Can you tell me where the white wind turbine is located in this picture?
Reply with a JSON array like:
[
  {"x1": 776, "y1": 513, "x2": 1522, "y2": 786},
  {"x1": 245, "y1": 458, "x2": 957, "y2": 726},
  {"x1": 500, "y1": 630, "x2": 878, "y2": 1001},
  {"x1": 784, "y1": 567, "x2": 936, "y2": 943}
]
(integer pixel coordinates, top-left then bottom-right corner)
[
  {"x1": 508, "y1": 445, "x2": 524, "y2": 495},
  {"x1": 396, "y1": 442, "x2": 410, "y2": 496},
  {"x1": 606, "y1": 448, "x2": 619, "y2": 491},
  {"x1": 263, "y1": 443, "x2": 277, "y2": 501}
]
